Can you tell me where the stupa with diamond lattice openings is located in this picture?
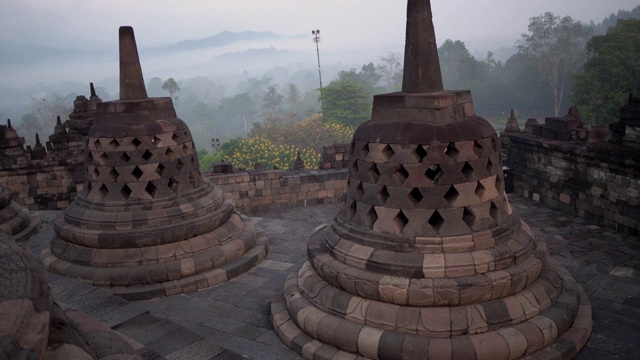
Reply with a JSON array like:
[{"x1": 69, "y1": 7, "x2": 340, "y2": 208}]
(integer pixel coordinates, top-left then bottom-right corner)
[
  {"x1": 42, "y1": 26, "x2": 268, "y2": 300},
  {"x1": 271, "y1": 1, "x2": 592, "y2": 359}
]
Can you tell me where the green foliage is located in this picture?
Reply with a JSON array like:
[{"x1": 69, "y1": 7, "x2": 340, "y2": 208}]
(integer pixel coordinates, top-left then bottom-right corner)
[
  {"x1": 229, "y1": 136, "x2": 320, "y2": 171},
  {"x1": 574, "y1": 19, "x2": 640, "y2": 125},
  {"x1": 220, "y1": 114, "x2": 354, "y2": 171},
  {"x1": 263, "y1": 87, "x2": 284, "y2": 110},
  {"x1": 162, "y1": 78, "x2": 180, "y2": 98},
  {"x1": 321, "y1": 80, "x2": 371, "y2": 127}
]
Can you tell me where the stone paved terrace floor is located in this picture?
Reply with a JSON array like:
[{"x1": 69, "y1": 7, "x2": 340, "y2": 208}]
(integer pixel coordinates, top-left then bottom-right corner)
[{"x1": 26, "y1": 195, "x2": 640, "y2": 360}]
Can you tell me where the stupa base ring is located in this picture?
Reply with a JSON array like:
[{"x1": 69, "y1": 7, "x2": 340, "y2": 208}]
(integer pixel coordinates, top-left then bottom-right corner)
[
  {"x1": 271, "y1": 262, "x2": 591, "y2": 360},
  {"x1": 42, "y1": 217, "x2": 269, "y2": 300}
]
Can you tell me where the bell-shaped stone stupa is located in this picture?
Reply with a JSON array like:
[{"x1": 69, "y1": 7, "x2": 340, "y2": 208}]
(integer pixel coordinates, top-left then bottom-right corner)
[
  {"x1": 42, "y1": 26, "x2": 268, "y2": 300},
  {"x1": 271, "y1": 1, "x2": 592, "y2": 359}
]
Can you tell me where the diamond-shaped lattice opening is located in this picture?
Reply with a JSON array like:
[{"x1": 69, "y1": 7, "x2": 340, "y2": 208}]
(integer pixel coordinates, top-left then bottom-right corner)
[
  {"x1": 415, "y1": 145, "x2": 428, "y2": 162},
  {"x1": 151, "y1": 135, "x2": 161, "y2": 146},
  {"x1": 491, "y1": 137, "x2": 499, "y2": 152},
  {"x1": 131, "y1": 166, "x2": 144, "y2": 180},
  {"x1": 120, "y1": 152, "x2": 131, "y2": 163},
  {"x1": 347, "y1": 199, "x2": 357, "y2": 220},
  {"x1": 176, "y1": 159, "x2": 184, "y2": 171},
  {"x1": 394, "y1": 165, "x2": 409, "y2": 183},
  {"x1": 100, "y1": 152, "x2": 109, "y2": 163},
  {"x1": 191, "y1": 156, "x2": 196, "y2": 167},
  {"x1": 142, "y1": 150, "x2": 153, "y2": 161},
  {"x1": 168, "y1": 177, "x2": 179, "y2": 192},
  {"x1": 189, "y1": 172, "x2": 197, "y2": 188},
  {"x1": 425, "y1": 165, "x2": 443, "y2": 183},
  {"x1": 183, "y1": 144, "x2": 190, "y2": 153},
  {"x1": 87, "y1": 151, "x2": 93, "y2": 161},
  {"x1": 109, "y1": 168, "x2": 119, "y2": 182},
  {"x1": 382, "y1": 144, "x2": 395, "y2": 161},
  {"x1": 475, "y1": 182, "x2": 486, "y2": 199},
  {"x1": 409, "y1": 188, "x2": 424, "y2": 206},
  {"x1": 462, "y1": 162, "x2": 474, "y2": 180},
  {"x1": 487, "y1": 158, "x2": 494, "y2": 174},
  {"x1": 172, "y1": 133, "x2": 179, "y2": 142},
  {"x1": 165, "y1": 147, "x2": 176, "y2": 160},
  {"x1": 349, "y1": 140, "x2": 356, "y2": 155},
  {"x1": 145, "y1": 182, "x2": 157, "y2": 198},
  {"x1": 131, "y1": 138, "x2": 142, "y2": 148},
  {"x1": 368, "y1": 164, "x2": 380, "y2": 183},
  {"x1": 86, "y1": 182, "x2": 92, "y2": 192},
  {"x1": 108, "y1": 138, "x2": 120, "y2": 149},
  {"x1": 393, "y1": 210, "x2": 409, "y2": 233},
  {"x1": 120, "y1": 184, "x2": 132, "y2": 199},
  {"x1": 156, "y1": 163, "x2": 166, "y2": 177},
  {"x1": 428, "y1": 211, "x2": 444, "y2": 231},
  {"x1": 377, "y1": 186, "x2": 390, "y2": 205},
  {"x1": 365, "y1": 207, "x2": 378, "y2": 228},
  {"x1": 463, "y1": 207, "x2": 476, "y2": 228},
  {"x1": 490, "y1": 202, "x2": 500, "y2": 222},
  {"x1": 473, "y1": 141, "x2": 483, "y2": 158},
  {"x1": 93, "y1": 139, "x2": 101, "y2": 149},
  {"x1": 355, "y1": 182, "x2": 364, "y2": 200},
  {"x1": 352, "y1": 159, "x2": 360, "y2": 175},
  {"x1": 445, "y1": 143, "x2": 459, "y2": 160},
  {"x1": 99, "y1": 184, "x2": 108, "y2": 200},
  {"x1": 444, "y1": 185, "x2": 460, "y2": 205},
  {"x1": 92, "y1": 167, "x2": 100, "y2": 180},
  {"x1": 362, "y1": 143, "x2": 370, "y2": 158}
]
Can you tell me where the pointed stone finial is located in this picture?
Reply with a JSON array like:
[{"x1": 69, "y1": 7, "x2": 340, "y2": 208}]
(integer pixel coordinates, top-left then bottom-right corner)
[
  {"x1": 119, "y1": 26, "x2": 148, "y2": 100},
  {"x1": 35, "y1": 133, "x2": 41, "y2": 145},
  {"x1": 7, "y1": 119, "x2": 12, "y2": 128},
  {"x1": 292, "y1": 150, "x2": 306, "y2": 171},
  {"x1": 510, "y1": 109, "x2": 516, "y2": 119},
  {"x1": 56, "y1": 115, "x2": 62, "y2": 125},
  {"x1": 402, "y1": 0, "x2": 444, "y2": 93},
  {"x1": 90, "y1": 82, "x2": 97, "y2": 97}
]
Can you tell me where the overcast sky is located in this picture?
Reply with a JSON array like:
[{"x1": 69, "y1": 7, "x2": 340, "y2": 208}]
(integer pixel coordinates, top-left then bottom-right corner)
[{"x1": 2, "y1": 0, "x2": 639, "y2": 52}]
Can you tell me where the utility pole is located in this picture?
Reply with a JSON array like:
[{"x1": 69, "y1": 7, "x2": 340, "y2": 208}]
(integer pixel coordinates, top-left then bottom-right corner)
[{"x1": 311, "y1": 29, "x2": 324, "y2": 108}]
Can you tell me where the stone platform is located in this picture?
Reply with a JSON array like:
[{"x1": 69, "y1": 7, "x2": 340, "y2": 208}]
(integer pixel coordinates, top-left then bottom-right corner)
[{"x1": 25, "y1": 196, "x2": 640, "y2": 359}]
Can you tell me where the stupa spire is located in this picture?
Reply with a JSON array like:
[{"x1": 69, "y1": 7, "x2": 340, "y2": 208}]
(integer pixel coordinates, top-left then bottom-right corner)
[
  {"x1": 118, "y1": 26, "x2": 148, "y2": 100},
  {"x1": 90, "y1": 82, "x2": 97, "y2": 97},
  {"x1": 402, "y1": 0, "x2": 443, "y2": 93}
]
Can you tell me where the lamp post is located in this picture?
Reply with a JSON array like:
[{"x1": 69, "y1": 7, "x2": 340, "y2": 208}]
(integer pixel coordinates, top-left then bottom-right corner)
[{"x1": 311, "y1": 29, "x2": 324, "y2": 108}]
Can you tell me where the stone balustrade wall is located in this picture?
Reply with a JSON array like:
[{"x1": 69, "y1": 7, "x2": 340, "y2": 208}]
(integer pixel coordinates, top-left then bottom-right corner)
[
  {"x1": 505, "y1": 134, "x2": 640, "y2": 235},
  {"x1": 207, "y1": 168, "x2": 348, "y2": 213},
  {"x1": 0, "y1": 161, "x2": 84, "y2": 210}
]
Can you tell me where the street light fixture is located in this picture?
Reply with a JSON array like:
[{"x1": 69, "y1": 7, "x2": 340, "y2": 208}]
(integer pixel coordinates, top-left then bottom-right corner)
[{"x1": 312, "y1": 29, "x2": 324, "y2": 108}]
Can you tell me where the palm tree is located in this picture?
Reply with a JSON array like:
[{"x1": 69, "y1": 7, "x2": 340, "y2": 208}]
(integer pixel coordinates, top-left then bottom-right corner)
[{"x1": 162, "y1": 78, "x2": 180, "y2": 98}]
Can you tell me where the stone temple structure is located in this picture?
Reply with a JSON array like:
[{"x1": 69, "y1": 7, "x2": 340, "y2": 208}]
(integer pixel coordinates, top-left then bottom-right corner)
[
  {"x1": 42, "y1": 26, "x2": 268, "y2": 300},
  {"x1": 271, "y1": 1, "x2": 592, "y2": 359},
  {"x1": 0, "y1": 185, "x2": 41, "y2": 243}
]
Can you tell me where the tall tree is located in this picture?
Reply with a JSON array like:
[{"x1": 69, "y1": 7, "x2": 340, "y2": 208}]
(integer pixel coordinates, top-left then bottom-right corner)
[
  {"x1": 518, "y1": 12, "x2": 591, "y2": 116},
  {"x1": 321, "y1": 81, "x2": 370, "y2": 127},
  {"x1": 162, "y1": 78, "x2": 180, "y2": 98},
  {"x1": 574, "y1": 19, "x2": 640, "y2": 125},
  {"x1": 376, "y1": 54, "x2": 403, "y2": 92},
  {"x1": 438, "y1": 39, "x2": 481, "y2": 89}
]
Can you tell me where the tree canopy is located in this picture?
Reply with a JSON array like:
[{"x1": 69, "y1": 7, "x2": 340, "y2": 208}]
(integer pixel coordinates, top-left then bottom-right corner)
[
  {"x1": 518, "y1": 12, "x2": 591, "y2": 116},
  {"x1": 162, "y1": 78, "x2": 180, "y2": 98},
  {"x1": 574, "y1": 18, "x2": 640, "y2": 125}
]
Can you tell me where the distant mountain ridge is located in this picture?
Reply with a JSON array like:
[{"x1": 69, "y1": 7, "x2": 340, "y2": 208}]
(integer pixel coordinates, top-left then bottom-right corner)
[{"x1": 159, "y1": 30, "x2": 290, "y2": 52}]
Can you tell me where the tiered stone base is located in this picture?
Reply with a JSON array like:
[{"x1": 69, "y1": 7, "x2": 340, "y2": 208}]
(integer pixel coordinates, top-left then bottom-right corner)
[
  {"x1": 272, "y1": 262, "x2": 591, "y2": 360},
  {"x1": 272, "y1": 217, "x2": 592, "y2": 360},
  {"x1": 0, "y1": 186, "x2": 41, "y2": 243},
  {"x1": 42, "y1": 216, "x2": 268, "y2": 300},
  {"x1": 0, "y1": 233, "x2": 52, "y2": 359}
]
